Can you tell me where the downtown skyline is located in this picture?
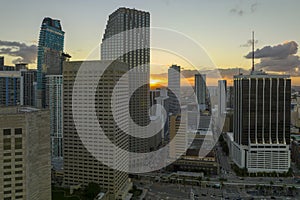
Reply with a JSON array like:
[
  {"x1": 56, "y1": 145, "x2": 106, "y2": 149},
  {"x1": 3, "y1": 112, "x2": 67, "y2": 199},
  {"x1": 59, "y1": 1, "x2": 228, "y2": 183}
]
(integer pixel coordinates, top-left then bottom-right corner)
[{"x1": 1, "y1": 0, "x2": 300, "y2": 86}]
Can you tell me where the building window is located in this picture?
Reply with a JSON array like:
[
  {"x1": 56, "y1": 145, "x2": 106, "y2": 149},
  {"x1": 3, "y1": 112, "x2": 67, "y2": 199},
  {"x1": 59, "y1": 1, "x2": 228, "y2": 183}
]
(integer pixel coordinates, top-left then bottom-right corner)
[
  {"x1": 15, "y1": 138, "x2": 22, "y2": 149},
  {"x1": 3, "y1": 138, "x2": 11, "y2": 150},
  {"x1": 15, "y1": 128, "x2": 22, "y2": 135},
  {"x1": 15, "y1": 183, "x2": 22, "y2": 187},
  {"x1": 3, "y1": 129, "x2": 11, "y2": 136}
]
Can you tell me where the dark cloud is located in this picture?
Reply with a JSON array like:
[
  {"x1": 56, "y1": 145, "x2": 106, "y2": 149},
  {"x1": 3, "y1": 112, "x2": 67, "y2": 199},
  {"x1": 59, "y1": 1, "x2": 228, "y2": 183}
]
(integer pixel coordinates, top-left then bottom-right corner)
[
  {"x1": 245, "y1": 41, "x2": 298, "y2": 59},
  {"x1": 256, "y1": 55, "x2": 300, "y2": 72},
  {"x1": 0, "y1": 40, "x2": 37, "y2": 64},
  {"x1": 245, "y1": 41, "x2": 300, "y2": 75}
]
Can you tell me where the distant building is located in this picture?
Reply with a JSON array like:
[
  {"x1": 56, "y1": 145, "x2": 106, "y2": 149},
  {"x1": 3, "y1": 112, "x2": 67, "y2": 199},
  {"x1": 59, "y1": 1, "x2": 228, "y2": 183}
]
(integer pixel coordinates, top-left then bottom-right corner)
[
  {"x1": 231, "y1": 71, "x2": 291, "y2": 173},
  {"x1": 218, "y1": 80, "x2": 227, "y2": 116},
  {"x1": 20, "y1": 69, "x2": 37, "y2": 107},
  {"x1": 37, "y1": 17, "x2": 64, "y2": 108},
  {"x1": 195, "y1": 74, "x2": 207, "y2": 111},
  {"x1": 155, "y1": 88, "x2": 169, "y2": 142},
  {"x1": 169, "y1": 114, "x2": 187, "y2": 159},
  {"x1": 227, "y1": 86, "x2": 234, "y2": 109},
  {"x1": 0, "y1": 56, "x2": 3, "y2": 67},
  {"x1": 291, "y1": 140, "x2": 300, "y2": 168},
  {"x1": 46, "y1": 75, "x2": 63, "y2": 159},
  {"x1": 168, "y1": 65, "x2": 181, "y2": 114},
  {"x1": 0, "y1": 106, "x2": 51, "y2": 200},
  {"x1": 150, "y1": 89, "x2": 161, "y2": 116},
  {"x1": 0, "y1": 71, "x2": 21, "y2": 106}
]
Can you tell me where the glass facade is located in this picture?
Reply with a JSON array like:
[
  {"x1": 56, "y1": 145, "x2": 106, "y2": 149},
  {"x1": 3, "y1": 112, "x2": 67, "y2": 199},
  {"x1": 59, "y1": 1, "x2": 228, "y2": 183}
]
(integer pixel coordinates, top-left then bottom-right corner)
[
  {"x1": 37, "y1": 17, "x2": 64, "y2": 108},
  {"x1": 234, "y1": 74, "x2": 291, "y2": 146}
]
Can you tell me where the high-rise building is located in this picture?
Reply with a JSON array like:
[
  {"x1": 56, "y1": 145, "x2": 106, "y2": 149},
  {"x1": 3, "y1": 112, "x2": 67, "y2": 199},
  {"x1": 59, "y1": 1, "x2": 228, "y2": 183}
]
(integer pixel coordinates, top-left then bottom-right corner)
[
  {"x1": 155, "y1": 88, "x2": 169, "y2": 142},
  {"x1": 0, "y1": 56, "x2": 4, "y2": 67},
  {"x1": 46, "y1": 53, "x2": 70, "y2": 163},
  {"x1": 195, "y1": 74, "x2": 207, "y2": 111},
  {"x1": 168, "y1": 65, "x2": 181, "y2": 114},
  {"x1": 0, "y1": 68, "x2": 37, "y2": 107},
  {"x1": 0, "y1": 71, "x2": 21, "y2": 106},
  {"x1": 63, "y1": 61, "x2": 131, "y2": 199},
  {"x1": 218, "y1": 80, "x2": 227, "y2": 116},
  {"x1": 46, "y1": 75, "x2": 63, "y2": 159},
  {"x1": 150, "y1": 89, "x2": 161, "y2": 116},
  {"x1": 101, "y1": 7, "x2": 150, "y2": 159},
  {"x1": 231, "y1": 71, "x2": 291, "y2": 173},
  {"x1": 227, "y1": 86, "x2": 234, "y2": 109},
  {"x1": 0, "y1": 106, "x2": 51, "y2": 200},
  {"x1": 20, "y1": 69, "x2": 37, "y2": 107},
  {"x1": 37, "y1": 17, "x2": 64, "y2": 108}
]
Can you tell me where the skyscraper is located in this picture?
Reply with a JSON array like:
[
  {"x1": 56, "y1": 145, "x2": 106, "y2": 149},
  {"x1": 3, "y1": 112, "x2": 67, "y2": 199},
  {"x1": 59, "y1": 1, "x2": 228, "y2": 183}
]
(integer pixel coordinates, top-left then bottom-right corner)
[
  {"x1": 0, "y1": 106, "x2": 51, "y2": 200},
  {"x1": 101, "y1": 8, "x2": 150, "y2": 157},
  {"x1": 63, "y1": 61, "x2": 131, "y2": 199},
  {"x1": 20, "y1": 69, "x2": 37, "y2": 107},
  {"x1": 218, "y1": 80, "x2": 227, "y2": 116},
  {"x1": 168, "y1": 64, "x2": 181, "y2": 114},
  {"x1": 231, "y1": 71, "x2": 291, "y2": 173},
  {"x1": 195, "y1": 74, "x2": 207, "y2": 111},
  {"x1": 37, "y1": 17, "x2": 64, "y2": 108},
  {"x1": 0, "y1": 71, "x2": 21, "y2": 106},
  {"x1": 46, "y1": 75, "x2": 63, "y2": 159}
]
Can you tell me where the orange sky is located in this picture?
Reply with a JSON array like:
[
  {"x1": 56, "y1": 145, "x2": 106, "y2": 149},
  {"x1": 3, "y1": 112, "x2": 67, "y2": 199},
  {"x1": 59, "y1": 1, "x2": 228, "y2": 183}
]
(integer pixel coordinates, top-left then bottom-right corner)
[{"x1": 150, "y1": 75, "x2": 300, "y2": 89}]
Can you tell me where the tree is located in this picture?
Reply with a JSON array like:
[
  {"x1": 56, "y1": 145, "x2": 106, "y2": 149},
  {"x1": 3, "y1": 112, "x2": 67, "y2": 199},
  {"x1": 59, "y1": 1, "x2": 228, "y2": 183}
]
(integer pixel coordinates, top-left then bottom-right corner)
[{"x1": 83, "y1": 182, "x2": 101, "y2": 200}]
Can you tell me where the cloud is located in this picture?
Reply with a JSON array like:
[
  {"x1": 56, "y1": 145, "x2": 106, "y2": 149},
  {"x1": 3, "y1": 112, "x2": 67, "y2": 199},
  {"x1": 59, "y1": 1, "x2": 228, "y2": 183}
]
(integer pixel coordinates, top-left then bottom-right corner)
[
  {"x1": 230, "y1": 2, "x2": 258, "y2": 16},
  {"x1": 0, "y1": 40, "x2": 37, "y2": 64},
  {"x1": 256, "y1": 55, "x2": 300, "y2": 73},
  {"x1": 245, "y1": 41, "x2": 298, "y2": 59},
  {"x1": 240, "y1": 39, "x2": 259, "y2": 47},
  {"x1": 251, "y1": 2, "x2": 258, "y2": 13},
  {"x1": 230, "y1": 8, "x2": 244, "y2": 16},
  {"x1": 245, "y1": 41, "x2": 300, "y2": 75}
]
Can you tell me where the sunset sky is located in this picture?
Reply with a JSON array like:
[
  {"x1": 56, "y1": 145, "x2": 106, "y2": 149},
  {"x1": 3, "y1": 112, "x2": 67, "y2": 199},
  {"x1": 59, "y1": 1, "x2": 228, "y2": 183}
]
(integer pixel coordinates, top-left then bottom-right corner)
[{"x1": 1, "y1": 0, "x2": 300, "y2": 86}]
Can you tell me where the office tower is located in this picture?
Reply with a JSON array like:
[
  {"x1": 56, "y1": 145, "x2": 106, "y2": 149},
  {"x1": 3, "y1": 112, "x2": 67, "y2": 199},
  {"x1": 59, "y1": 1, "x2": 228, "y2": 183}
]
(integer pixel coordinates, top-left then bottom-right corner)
[
  {"x1": 46, "y1": 53, "x2": 70, "y2": 163},
  {"x1": 227, "y1": 86, "x2": 234, "y2": 109},
  {"x1": 231, "y1": 71, "x2": 291, "y2": 173},
  {"x1": 101, "y1": 8, "x2": 150, "y2": 158},
  {"x1": 218, "y1": 80, "x2": 227, "y2": 116},
  {"x1": 0, "y1": 106, "x2": 51, "y2": 200},
  {"x1": 168, "y1": 65, "x2": 181, "y2": 114},
  {"x1": 37, "y1": 17, "x2": 64, "y2": 108},
  {"x1": 155, "y1": 88, "x2": 169, "y2": 142},
  {"x1": 150, "y1": 89, "x2": 160, "y2": 115},
  {"x1": 195, "y1": 74, "x2": 207, "y2": 111},
  {"x1": 169, "y1": 114, "x2": 187, "y2": 159},
  {"x1": 0, "y1": 71, "x2": 21, "y2": 106},
  {"x1": 20, "y1": 69, "x2": 37, "y2": 107},
  {"x1": 63, "y1": 61, "x2": 131, "y2": 199},
  {"x1": 46, "y1": 75, "x2": 63, "y2": 160},
  {"x1": 0, "y1": 56, "x2": 4, "y2": 67}
]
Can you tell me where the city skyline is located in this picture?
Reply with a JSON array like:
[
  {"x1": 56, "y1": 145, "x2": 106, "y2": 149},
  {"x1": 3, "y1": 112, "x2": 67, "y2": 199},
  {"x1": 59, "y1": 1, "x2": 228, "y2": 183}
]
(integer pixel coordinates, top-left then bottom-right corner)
[{"x1": 1, "y1": 1, "x2": 300, "y2": 86}]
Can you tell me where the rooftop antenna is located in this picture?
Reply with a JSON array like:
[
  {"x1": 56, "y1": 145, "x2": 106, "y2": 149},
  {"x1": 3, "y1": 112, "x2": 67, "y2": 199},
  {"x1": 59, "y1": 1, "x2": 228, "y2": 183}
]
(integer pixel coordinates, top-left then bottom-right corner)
[{"x1": 252, "y1": 31, "x2": 255, "y2": 72}]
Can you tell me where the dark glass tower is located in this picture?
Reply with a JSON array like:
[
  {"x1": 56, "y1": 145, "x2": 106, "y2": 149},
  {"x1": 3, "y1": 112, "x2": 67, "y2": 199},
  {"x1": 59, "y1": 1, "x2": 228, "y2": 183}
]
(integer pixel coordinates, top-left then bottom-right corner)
[
  {"x1": 37, "y1": 17, "x2": 64, "y2": 108},
  {"x1": 232, "y1": 70, "x2": 291, "y2": 172},
  {"x1": 233, "y1": 72, "x2": 291, "y2": 145},
  {"x1": 101, "y1": 8, "x2": 150, "y2": 155}
]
